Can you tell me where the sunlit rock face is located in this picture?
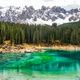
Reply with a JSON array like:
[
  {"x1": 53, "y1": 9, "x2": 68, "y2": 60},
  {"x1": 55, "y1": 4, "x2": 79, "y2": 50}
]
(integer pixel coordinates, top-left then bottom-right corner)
[{"x1": 0, "y1": 6, "x2": 80, "y2": 25}]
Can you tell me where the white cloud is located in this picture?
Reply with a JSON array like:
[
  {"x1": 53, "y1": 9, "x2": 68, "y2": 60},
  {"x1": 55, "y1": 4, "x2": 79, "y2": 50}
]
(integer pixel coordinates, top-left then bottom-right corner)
[{"x1": 0, "y1": 0, "x2": 80, "y2": 9}]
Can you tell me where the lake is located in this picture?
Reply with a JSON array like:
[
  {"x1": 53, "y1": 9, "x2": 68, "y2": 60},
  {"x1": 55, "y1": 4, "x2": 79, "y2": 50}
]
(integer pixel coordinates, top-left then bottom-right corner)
[{"x1": 0, "y1": 49, "x2": 80, "y2": 80}]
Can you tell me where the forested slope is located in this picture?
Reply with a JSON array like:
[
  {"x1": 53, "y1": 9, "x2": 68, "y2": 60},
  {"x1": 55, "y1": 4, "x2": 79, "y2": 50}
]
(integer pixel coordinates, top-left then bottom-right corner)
[{"x1": 0, "y1": 21, "x2": 80, "y2": 45}]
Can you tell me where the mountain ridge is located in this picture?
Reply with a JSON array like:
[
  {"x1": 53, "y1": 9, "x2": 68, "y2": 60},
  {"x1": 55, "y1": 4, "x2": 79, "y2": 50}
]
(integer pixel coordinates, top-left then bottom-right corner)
[{"x1": 0, "y1": 6, "x2": 80, "y2": 25}]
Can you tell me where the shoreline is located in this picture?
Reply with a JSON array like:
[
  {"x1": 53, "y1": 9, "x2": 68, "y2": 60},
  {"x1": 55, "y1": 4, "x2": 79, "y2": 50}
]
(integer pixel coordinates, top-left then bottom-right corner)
[{"x1": 0, "y1": 43, "x2": 80, "y2": 53}]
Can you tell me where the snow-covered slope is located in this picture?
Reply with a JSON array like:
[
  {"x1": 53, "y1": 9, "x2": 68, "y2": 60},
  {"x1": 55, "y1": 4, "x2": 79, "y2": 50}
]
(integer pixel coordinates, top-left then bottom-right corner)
[{"x1": 0, "y1": 6, "x2": 80, "y2": 25}]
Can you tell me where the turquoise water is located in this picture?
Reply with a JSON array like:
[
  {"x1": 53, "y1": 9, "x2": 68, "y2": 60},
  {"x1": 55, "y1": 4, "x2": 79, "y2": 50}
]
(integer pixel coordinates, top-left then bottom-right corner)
[{"x1": 0, "y1": 50, "x2": 80, "y2": 80}]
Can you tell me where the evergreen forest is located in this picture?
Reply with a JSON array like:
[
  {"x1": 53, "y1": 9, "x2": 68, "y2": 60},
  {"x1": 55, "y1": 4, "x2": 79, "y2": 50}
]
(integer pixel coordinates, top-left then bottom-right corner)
[{"x1": 0, "y1": 21, "x2": 80, "y2": 45}]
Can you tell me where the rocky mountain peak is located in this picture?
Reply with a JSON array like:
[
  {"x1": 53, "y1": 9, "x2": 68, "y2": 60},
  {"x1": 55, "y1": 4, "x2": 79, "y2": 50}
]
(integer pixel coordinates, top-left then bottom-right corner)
[{"x1": 0, "y1": 6, "x2": 80, "y2": 25}]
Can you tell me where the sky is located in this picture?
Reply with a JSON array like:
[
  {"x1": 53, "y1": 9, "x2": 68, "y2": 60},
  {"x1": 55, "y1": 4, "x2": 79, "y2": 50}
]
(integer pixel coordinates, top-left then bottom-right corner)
[{"x1": 0, "y1": 0, "x2": 80, "y2": 9}]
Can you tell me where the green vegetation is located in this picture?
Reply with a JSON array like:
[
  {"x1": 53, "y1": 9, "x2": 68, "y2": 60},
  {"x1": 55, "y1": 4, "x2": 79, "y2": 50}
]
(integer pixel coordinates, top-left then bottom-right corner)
[{"x1": 0, "y1": 21, "x2": 80, "y2": 45}]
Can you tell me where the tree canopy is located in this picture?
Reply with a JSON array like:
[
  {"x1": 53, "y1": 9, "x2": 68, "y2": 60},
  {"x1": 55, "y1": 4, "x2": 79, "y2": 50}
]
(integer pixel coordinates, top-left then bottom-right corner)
[{"x1": 0, "y1": 21, "x2": 80, "y2": 45}]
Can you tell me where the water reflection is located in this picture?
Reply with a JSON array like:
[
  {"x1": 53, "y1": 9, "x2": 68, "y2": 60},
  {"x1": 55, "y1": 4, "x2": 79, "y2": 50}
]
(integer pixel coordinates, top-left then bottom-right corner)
[
  {"x1": 0, "y1": 69, "x2": 79, "y2": 80},
  {"x1": 0, "y1": 50, "x2": 80, "y2": 80}
]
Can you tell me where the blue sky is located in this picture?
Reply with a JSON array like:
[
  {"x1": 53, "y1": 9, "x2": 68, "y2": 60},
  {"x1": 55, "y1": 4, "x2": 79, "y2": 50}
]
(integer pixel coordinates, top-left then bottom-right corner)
[{"x1": 0, "y1": 0, "x2": 80, "y2": 9}]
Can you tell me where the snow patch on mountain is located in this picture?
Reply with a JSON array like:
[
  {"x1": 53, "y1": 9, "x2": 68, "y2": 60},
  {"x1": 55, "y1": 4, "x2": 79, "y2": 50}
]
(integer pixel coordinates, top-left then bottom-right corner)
[{"x1": 0, "y1": 6, "x2": 80, "y2": 25}]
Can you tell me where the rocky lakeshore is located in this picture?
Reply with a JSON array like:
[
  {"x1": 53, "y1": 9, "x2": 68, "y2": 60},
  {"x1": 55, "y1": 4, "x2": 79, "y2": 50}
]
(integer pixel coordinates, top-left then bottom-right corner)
[{"x1": 0, "y1": 41, "x2": 80, "y2": 53}]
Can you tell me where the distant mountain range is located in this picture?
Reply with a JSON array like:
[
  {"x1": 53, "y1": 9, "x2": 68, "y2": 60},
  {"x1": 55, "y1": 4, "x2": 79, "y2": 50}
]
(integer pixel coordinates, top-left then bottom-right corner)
[{"x1": 0, "y1": 6, "x2": 80, "y2": 25}]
